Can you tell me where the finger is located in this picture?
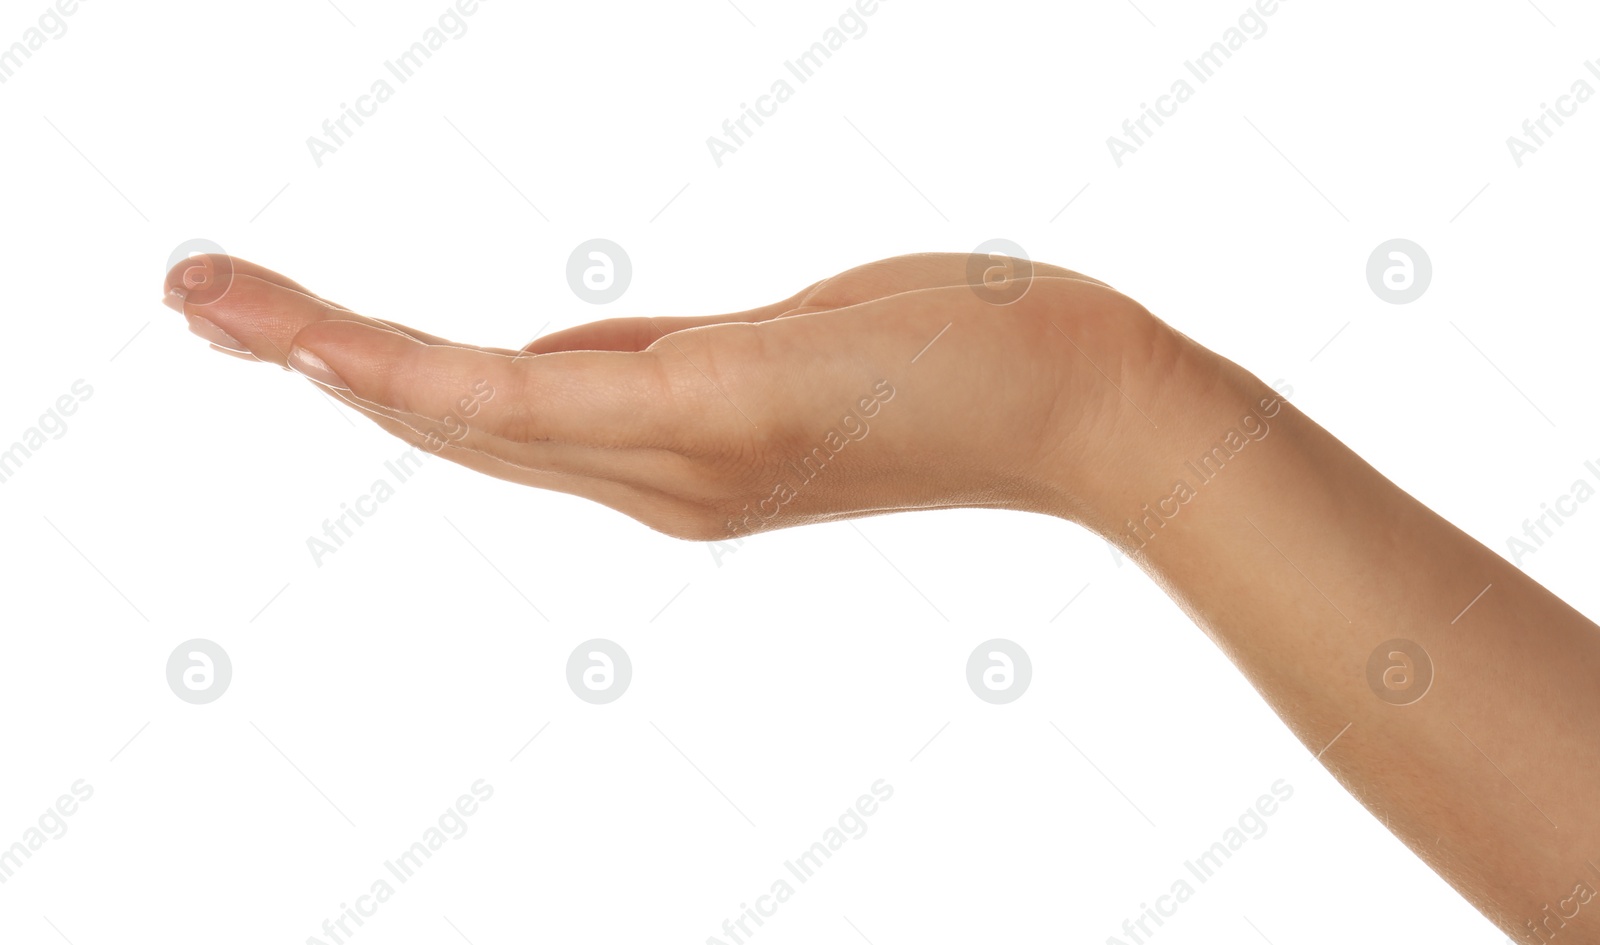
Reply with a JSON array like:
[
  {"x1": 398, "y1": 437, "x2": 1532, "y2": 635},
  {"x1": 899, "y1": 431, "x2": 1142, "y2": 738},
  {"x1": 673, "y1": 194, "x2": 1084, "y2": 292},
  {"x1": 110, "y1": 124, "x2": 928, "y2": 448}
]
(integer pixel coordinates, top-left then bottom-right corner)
[
  {"x1": 521, "y1": 254, "x2": 1109, "y2": 355},
  {"x1": 287, "y1": 318, "x2": 690, "y2": 448},
  {"x1": 165, "y1": 254, "x2": 337, "y2": 307},
  {"x1": 320, "y1": 386, "x2": 704, "y2": 531},
  {"x1": 209, "y1": 343, "x2": 260, "y2": 362},
  {"x1": 521, "y1": 280, "x2": 823, "y2": 354},
  {"x1": 795, "y1": 253, "x2": 1112, "y2": 311},
  {"x1": 164, "y1": 254, "x2": 519, "y2": 353},
  {"x1": 166, "y1": 271, "x2": 524, "y2": 366}
]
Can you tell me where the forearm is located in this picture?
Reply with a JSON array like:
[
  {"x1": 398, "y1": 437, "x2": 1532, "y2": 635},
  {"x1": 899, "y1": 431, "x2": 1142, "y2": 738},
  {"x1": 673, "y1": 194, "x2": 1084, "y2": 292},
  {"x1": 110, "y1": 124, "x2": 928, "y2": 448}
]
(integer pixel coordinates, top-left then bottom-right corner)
[{"x1": 1064, "y1": 347, "x2": 1600, "y2": 940}]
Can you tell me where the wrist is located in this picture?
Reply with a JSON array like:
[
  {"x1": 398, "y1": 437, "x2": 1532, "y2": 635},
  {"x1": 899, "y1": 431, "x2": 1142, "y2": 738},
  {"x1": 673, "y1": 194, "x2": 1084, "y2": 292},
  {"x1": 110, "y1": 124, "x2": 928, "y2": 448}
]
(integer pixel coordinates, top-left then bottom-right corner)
[{"x1": 1027, "y1": 303, "x2": 1278, "y2": 540}]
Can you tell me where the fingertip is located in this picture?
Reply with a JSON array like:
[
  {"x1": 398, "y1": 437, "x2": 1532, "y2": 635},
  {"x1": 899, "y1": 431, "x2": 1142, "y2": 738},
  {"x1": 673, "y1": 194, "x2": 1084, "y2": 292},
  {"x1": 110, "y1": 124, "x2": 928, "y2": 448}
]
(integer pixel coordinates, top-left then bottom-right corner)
[
  {"x1": 167, "y1": 272, "x2": 343, "y2": 366},
  {"x1": 163, "y1": 253, "x2": 238, "y2": 307}
]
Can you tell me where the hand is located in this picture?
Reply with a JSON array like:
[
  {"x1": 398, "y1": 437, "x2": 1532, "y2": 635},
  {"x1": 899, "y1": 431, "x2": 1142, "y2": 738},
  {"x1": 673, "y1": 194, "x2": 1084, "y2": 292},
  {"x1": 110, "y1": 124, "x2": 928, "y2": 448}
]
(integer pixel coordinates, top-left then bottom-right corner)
[
  {"x1": 161, "y1": 253, "x2": 1212, "y2": 539},
  {"x1": 162, "y1": 253, "x2": 1600, "y2": 940}
]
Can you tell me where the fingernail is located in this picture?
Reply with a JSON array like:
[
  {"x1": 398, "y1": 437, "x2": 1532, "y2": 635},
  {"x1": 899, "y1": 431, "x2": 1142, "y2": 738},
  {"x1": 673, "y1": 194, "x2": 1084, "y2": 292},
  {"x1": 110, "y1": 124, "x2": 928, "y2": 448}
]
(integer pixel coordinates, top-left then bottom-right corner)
[
  {"x1": 287, "y1": 346, "x2": 349, "y2": 390},
  {"x1": 209, "y1": 344, "x2": 260, "y2": 363},
  {"x1": 185, "y1": 314, "x2": 249, "y2": 354},
  {"x1": 162, "y1": 288, "x2": 187, "y2": 313}
]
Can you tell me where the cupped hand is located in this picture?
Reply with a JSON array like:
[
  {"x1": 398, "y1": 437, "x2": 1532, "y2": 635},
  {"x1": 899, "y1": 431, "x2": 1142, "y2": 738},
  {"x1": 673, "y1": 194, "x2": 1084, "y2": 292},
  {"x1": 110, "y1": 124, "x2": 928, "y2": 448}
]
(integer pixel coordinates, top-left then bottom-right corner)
[{"x1": 161, "y1": 253, "x2": 1210, "y2": 539}]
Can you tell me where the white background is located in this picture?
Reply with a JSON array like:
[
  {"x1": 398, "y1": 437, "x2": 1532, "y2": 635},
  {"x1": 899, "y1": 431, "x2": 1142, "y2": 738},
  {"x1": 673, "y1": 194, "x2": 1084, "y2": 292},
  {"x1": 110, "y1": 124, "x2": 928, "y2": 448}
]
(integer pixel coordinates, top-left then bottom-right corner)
[{"x1": 1, "y1": 0, "x2": 1596, "y2": 943}]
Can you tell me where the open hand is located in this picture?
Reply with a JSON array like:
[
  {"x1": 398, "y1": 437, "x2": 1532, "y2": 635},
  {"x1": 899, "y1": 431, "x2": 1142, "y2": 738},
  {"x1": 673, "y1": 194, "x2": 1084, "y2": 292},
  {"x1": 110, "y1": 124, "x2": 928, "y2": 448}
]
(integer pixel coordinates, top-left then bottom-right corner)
[{"x1": 162, "y1": 253, "x2": 1205, "y2": 539}]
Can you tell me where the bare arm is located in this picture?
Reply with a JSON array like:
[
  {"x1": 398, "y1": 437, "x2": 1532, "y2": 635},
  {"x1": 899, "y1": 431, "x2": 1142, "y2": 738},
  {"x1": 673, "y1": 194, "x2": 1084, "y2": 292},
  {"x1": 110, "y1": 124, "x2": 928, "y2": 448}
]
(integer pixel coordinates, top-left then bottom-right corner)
[
  {"x1": 1062, "y1": 344, "x2": 1600, "y2": 942},
  {"x1": 165, "y1": 251, "x2": 1600, "y2": 940}
]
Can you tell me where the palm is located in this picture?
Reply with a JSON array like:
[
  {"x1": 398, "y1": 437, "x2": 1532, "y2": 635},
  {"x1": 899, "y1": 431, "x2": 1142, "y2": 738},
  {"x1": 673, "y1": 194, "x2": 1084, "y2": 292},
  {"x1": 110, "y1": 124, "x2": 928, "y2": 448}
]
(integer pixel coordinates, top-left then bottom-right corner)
[{"x1": 165, "y1": 253, "x2": 1166, "y2": 537}]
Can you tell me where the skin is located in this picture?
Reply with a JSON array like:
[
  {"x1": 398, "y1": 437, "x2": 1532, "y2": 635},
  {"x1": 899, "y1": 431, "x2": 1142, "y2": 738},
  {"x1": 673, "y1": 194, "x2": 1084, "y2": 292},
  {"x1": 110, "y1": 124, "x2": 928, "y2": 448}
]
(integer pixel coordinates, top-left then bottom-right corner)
[{"x1": 164, "y1": 252, "x2": 1600, "y2": 942}]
